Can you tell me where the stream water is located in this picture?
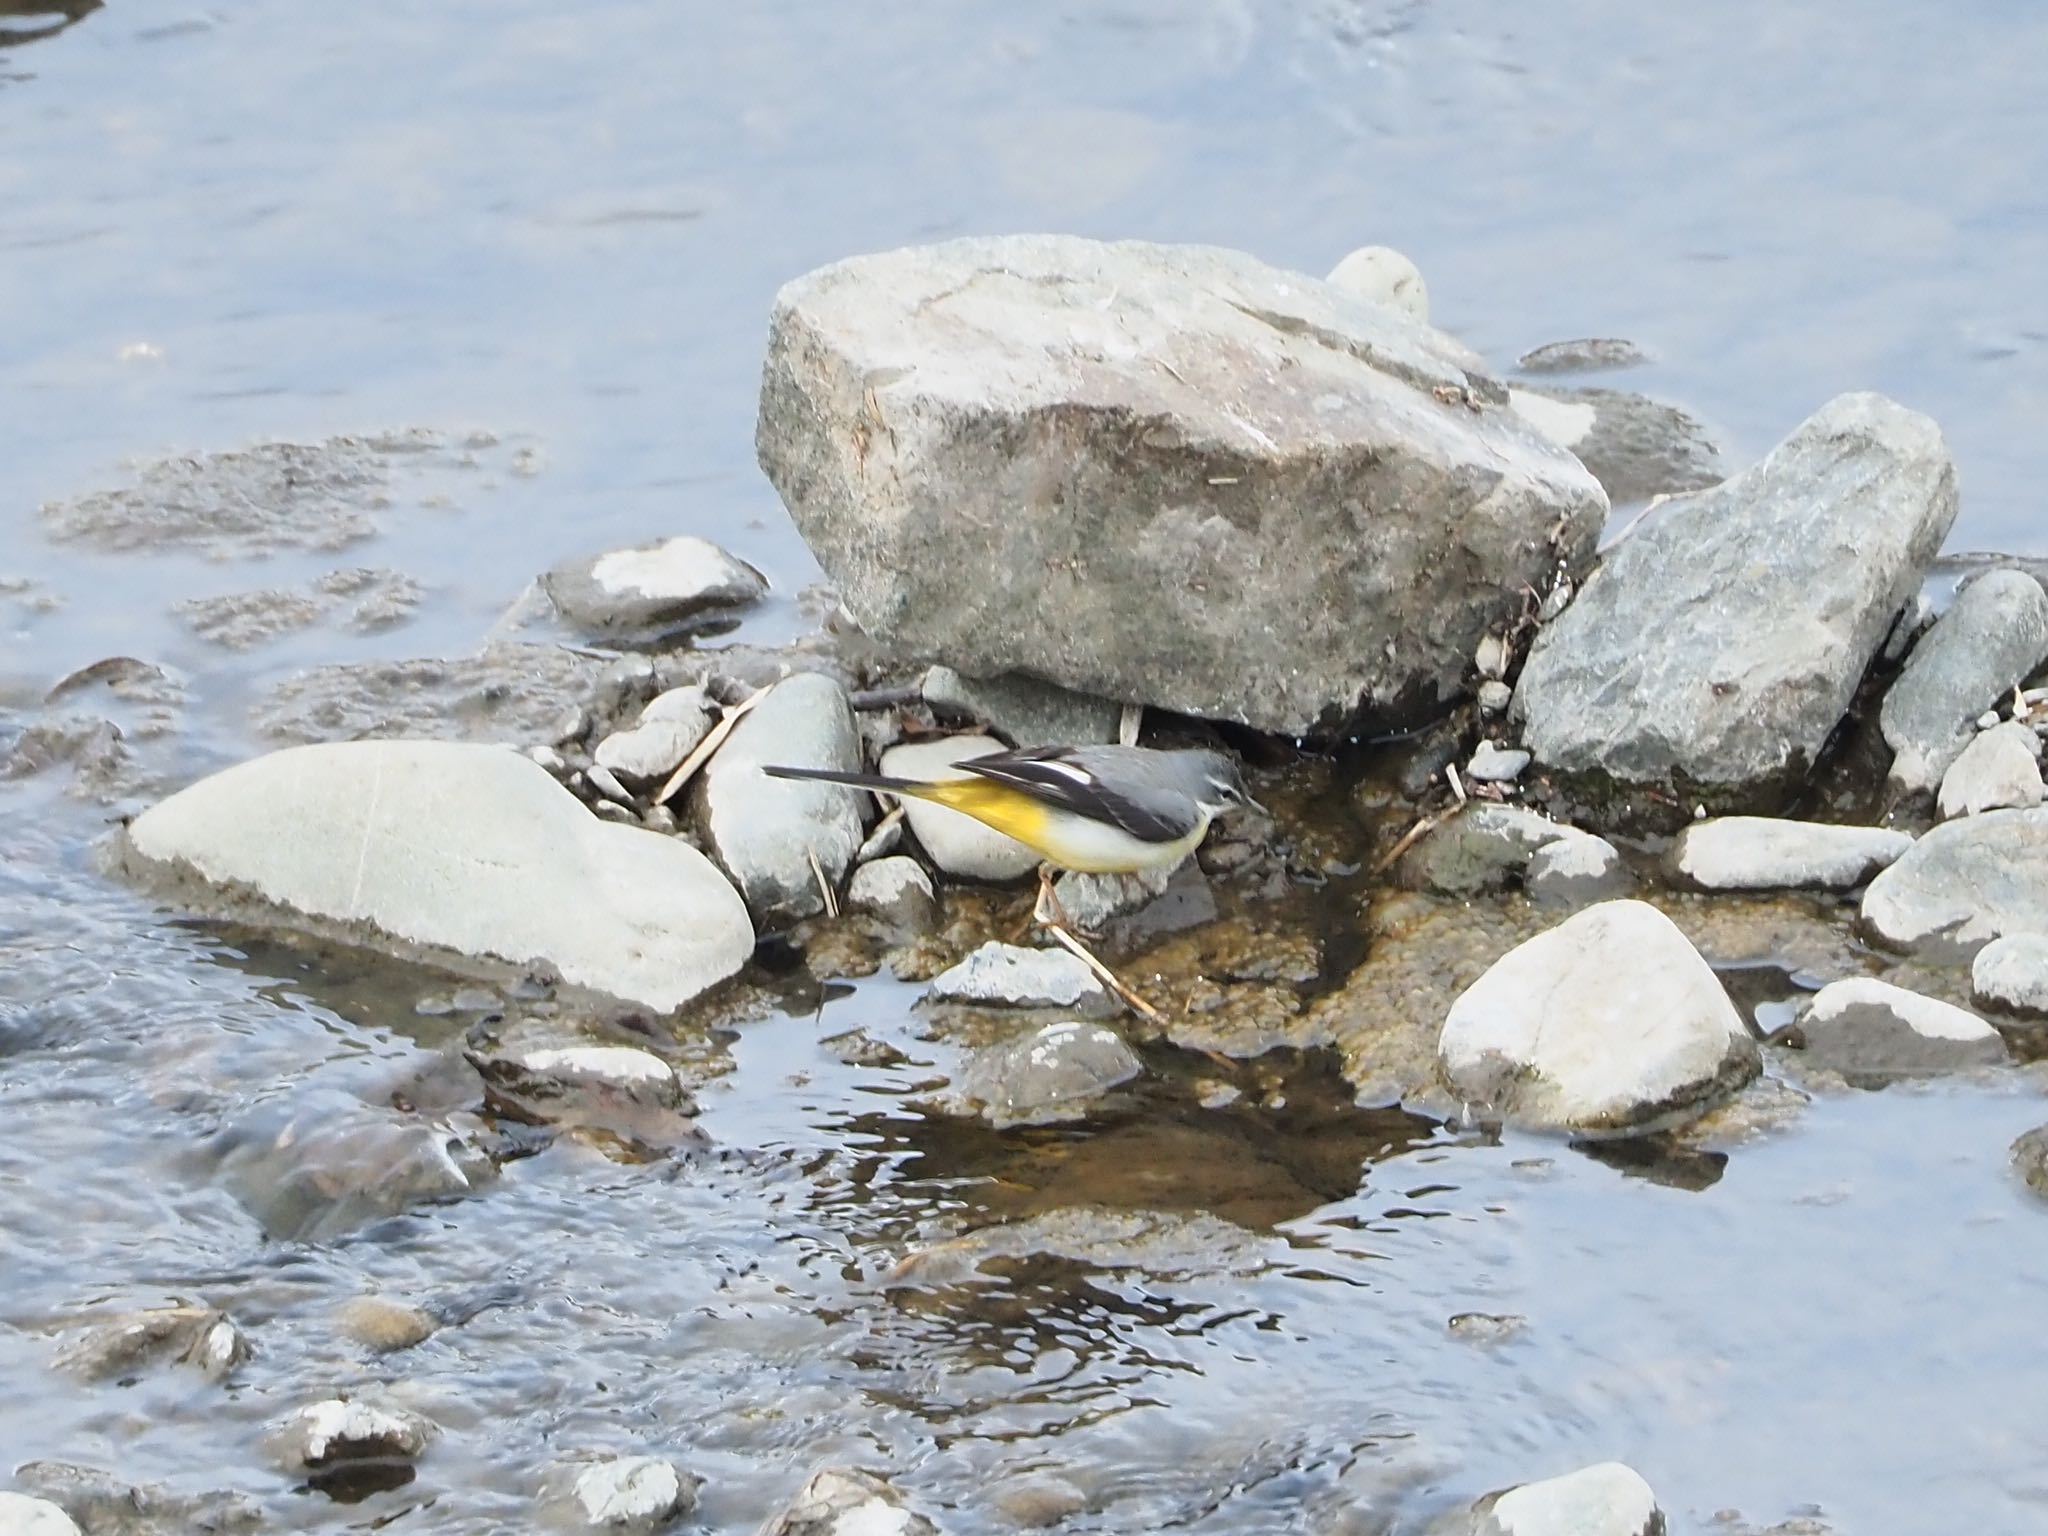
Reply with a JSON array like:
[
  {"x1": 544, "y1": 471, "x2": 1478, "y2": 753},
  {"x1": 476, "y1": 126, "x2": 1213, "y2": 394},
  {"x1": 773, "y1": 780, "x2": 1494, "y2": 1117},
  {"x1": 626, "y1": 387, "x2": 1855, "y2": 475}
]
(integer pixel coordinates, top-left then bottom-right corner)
[{"x1": 7, "y1": 3, "x2": 2048, "y2": 1531}]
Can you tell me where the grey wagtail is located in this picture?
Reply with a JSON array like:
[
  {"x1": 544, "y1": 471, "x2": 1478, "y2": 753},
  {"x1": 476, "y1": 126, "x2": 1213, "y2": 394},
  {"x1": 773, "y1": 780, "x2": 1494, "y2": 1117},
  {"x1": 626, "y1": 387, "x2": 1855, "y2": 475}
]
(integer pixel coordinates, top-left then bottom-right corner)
[{"x1": 760, "y1": 743, "x2": 1265, "y2": 876}]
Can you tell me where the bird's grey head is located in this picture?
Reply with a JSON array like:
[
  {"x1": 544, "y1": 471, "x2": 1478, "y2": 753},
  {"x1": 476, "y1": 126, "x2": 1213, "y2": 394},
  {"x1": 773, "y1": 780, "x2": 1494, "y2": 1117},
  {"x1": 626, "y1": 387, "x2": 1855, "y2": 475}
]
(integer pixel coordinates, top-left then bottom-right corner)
[{"x1": 1184, "y1": 750, "x2": 1266, "y2": 817}]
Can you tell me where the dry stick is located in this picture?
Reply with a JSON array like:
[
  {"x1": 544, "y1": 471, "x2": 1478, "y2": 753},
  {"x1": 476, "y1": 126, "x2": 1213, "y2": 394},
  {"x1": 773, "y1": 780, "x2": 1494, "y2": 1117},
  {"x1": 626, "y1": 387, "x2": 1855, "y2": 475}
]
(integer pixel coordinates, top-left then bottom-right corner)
[
  {"x1": 653, "y1": 685, "x2": 769, "y2": 806},
  {"x1": 1371, "y1": 811, "x2": 1444, "y2": 875},
  {"x1": 1043, "y1": 921, "x2": 1164, "y2": 1023},
  {"x1": 805, "y1": 848, "x2": 840, "y2": 919}
]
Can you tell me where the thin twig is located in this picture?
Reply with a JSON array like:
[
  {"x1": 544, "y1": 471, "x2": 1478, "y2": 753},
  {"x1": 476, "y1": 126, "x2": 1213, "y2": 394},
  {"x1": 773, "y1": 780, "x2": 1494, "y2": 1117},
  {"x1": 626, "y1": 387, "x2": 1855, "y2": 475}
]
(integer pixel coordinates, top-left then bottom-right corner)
[
  {"x1": 1446, "y1": 762, "x2": 1467, "y2": 805},
  {"x1": 1043, "y1": 921, "x2": 1164, "y2": 1023},
  {"x1": 654, "y1": 685, "x2": 769, "y2": 806},
  {"x1": 806, "y1": 848, "x2": 840, "y2": 918},
  {"x1": 1371, "y1": 811, "x2": 1444, "y2": 875},
  {"x1": 1118, "y1": 702, "x2": 1144, "y2": 748}
]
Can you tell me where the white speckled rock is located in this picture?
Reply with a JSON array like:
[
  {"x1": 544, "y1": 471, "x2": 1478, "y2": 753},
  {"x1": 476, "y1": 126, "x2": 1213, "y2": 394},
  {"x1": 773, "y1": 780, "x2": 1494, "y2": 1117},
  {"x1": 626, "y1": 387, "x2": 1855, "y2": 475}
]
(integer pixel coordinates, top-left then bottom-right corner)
[
  {"x1": 567, "y1": 1455, "x2": 699, "y2": 1533},
  {"x1": 1440, "y1": 900, "x2": 1757, "y2": 1135},
  {"x1": 1883, "y1": 569, "x2": 2048, "y2": 794},
  {"x1": 1861, "y1": 807, "x2": 2048, "y2": 955},
  {"x1": 925, "y1": 942, "x2": 1113, "y2": 1016},
  {"x1": 697, "y1": 672, "x2": 865, "y2": 922},
  {"x1": 270, "y1": 1399, "x2": 434, "y2": 1473},
  {"x1": 122, "y1": 741, "x2": 753, "y2": 1013},
  {"x1": 946, "y1": 1020, "x2": 1144, "y2": 1128},
  {"x1": 1936, "y1": 720, "x2": 2044, "y2": 818},
  {"x1": 760, "y1": 1468, "x2": 939, "y2": 1536},
  {"x1": 847, "y1": 855, "x2": 938, "y2": 929},
  {"x1": 1972, "y1": 934, "x2": 2048, "y2": 1018},
  {"x1": 880, "y1": 735, "x2": 1040, "y2": 881},
  {"x1": 1324, "y1": 244, "x2": 1429, "y2": 321},
  {"x1": 0, "y1": 1494, "x2": 81, "y2": 1536},
  {"x1": 1794, "y1": 977, "x2": 2007, "y2": 1084},
  {"x1": 1471, "y1": 1462, "x2": 1663, "y2": 1536},
  {"x1": 593, "y1": 685, "x2": 715, "y2": 784},
  {"x1": 1670, "y1": 817, "x2": 1913, "y2": 891},
  {"x1": 544, "y1": 535, "x2": 767, "y2": 635}
]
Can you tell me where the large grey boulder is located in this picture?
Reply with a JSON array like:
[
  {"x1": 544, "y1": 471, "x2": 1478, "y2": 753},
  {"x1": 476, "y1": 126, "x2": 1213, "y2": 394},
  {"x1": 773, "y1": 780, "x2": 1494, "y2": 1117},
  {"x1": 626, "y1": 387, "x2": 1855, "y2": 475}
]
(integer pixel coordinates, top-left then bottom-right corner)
[
  {"x1": 1861, "y1": 807, "x2": 2048, "y2": 955},
  {"x1": 1439, "y1": 900, "x2": 1758, "y2": 1135},
  {"x1": 1515, "y1": 394, "x2": 1956, "y2": 801},
  {"x1": 758, "y1": 235, "x2": 1606, "y2": 736},
  {"x1": 696, "y1": 672, "x2": 865, "y2": 922},
  {"x1": 122, "y1": 741, "x2": 753, "y2": 1013},
  {"x1": 1669, "y1": 817, "x2": 1913, "y2": 892},
  {"x1": 1882, "y1": 569, "x2": 2048, "y2": 794}
]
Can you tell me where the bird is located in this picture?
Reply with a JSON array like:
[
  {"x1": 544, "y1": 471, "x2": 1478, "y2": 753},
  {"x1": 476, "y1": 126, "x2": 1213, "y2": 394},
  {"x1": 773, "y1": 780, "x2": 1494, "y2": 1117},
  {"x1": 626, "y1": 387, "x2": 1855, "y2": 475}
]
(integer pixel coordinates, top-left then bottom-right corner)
[{"x1": 760, "y1": 742, "x2": 1265, "y2": 878}]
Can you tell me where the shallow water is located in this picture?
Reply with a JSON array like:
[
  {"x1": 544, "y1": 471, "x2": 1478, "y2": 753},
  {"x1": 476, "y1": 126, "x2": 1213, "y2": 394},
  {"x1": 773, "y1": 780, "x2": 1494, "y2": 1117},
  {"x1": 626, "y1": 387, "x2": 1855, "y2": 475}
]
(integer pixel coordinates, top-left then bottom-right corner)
[{"x1": 7, "y1": 2, "x2": 2048, "y2": 1531}]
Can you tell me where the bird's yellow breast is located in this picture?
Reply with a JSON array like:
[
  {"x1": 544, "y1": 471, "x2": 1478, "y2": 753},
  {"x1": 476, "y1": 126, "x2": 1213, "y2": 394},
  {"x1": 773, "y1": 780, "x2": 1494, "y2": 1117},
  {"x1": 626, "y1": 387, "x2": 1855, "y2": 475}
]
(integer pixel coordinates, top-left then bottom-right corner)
[{"x1": 909, "y1": 778, "x2": 1207, "y2": 874}]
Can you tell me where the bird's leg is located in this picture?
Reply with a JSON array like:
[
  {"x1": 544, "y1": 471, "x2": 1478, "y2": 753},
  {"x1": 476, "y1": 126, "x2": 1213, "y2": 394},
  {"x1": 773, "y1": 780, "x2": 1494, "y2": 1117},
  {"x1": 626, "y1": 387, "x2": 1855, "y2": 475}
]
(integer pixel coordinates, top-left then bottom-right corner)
[
  {"x1": 1031, "y1": 863, "x2": 1162, "y2": 1023},
  {"x1": 1032, "y1": 863, "x2": 1075, "y2": 931}
]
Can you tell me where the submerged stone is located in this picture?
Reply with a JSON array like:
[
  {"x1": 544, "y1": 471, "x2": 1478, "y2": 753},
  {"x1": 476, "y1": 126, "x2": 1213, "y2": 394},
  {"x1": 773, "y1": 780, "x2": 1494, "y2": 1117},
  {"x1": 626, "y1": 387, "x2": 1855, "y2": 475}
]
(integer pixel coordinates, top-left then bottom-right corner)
[{"x1": 1791, "y1": 977, "x2": 2007, "y2": 1085}]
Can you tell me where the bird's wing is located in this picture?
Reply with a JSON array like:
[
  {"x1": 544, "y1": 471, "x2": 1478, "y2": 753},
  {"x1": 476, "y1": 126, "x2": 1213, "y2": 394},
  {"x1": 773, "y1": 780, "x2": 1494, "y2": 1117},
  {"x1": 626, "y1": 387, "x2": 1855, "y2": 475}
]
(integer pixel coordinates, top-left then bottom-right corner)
[{"x1": 961, "y1": 746, "x2": 1200, "y2": 843}]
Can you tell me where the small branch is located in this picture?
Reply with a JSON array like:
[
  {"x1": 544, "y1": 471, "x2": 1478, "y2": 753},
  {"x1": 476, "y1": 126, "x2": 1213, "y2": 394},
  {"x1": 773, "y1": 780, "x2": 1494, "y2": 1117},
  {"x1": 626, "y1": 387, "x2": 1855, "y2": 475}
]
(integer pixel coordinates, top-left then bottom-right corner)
[{"x1": 653, "y1": 685, "x2": 769, "y2": 806}]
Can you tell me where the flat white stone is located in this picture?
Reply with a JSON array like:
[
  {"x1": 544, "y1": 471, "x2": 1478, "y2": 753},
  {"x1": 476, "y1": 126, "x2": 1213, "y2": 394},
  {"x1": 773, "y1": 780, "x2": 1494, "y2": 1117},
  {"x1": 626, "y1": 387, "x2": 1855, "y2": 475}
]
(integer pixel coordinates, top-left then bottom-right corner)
[
  {"x1": 925, "y1": 942, "x2": 1112, "y2": 1014},
  {"x1": 515, "y1": 1046, "x2": 677, "y2": 1089},
  {"x1": 1671, "y1": 816, "x2": 1913, "y2": 891},
  {"x1": 1804, "y1": 977, "x2": 1997, "y2": 1042}
]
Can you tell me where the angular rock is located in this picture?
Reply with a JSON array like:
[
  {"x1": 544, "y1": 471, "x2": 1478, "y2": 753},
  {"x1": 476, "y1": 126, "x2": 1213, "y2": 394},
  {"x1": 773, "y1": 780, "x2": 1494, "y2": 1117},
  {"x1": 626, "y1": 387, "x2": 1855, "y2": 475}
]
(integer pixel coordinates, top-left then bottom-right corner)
[
  {"x1": 880, "y1": 735, "x2": 1040, "y2": 881},
  {"x1": 945, "y1": 1021, "x2": 1144, "y2": 1128},
  {"x1": 0, "y1": 1495, "x2": 81, "y2": 1536},
  {"x1": 924, "y1": 942, "x2": 1114, "y2": 1015},
  {"x1": 1324, "y1": 244, "x2": 1430, "y2": 321},
  {"x1": 1883, "y1": 569, "x2": 2048, "y2": 793},
  {"x1": 593, "y1": 686, "x2": 714, "y2": 785},
  {"x1": 123, "y1": 741, "x2": 753, "y2": 1013},
  {"x1": 1470, "y1": 1462, "x2": 1664, "y2": 1536},
  {"x1": 1515, "y1": 394, "x2": 1956, "y2": 801},
  {"x1": 1669, "y1": 817, "x2": 1913, "y2": 892},
  {"x1": 1971, "y1": 934, "x2": 2048, "y2": 1018},
  {"x1": 759, "y1": 235, "x2": 1604, "y2": 736},
  {"x1": 761, "y1": 1469, "x2": 939, "y2": 1536},
  {"x1": 846, "y1": 855, "x2": 937, "y2": 929},
  {"x1": 1466, "y1": 741, "x2": 1530, "y2": 783},
  {"x1": 1509, "y1": 384, "x2": 1723, "y2": 504},
  {"x1": 1792, "y1": 977, "x2": 2007, "y2": 1085},
  {"x1": 1439, "y1": 900, "x2": 1758, "y2": 1135},
  {"x1": 696, "y1": 671, "x2": 864, "y2": 922},
  {"x1": 561, "y1": 1455, "x2": 699, "y2": 1534},
  {"x1": 13, "y1": 1461, "x2": 260, "y2": 1536},
  {"x1": 544, "y1": 535, "x2": 767, "y2": 636},
  {"x1": 1936, "y1": 720, "x2": 2043, "y2": 818},
  {"x1": 1861, "y1": 808, "x2": 2048, "y2": 955},
  {"x1": 921, "y1": 665, "x2": 1121, "y2": 747},
  {"x1": 271, "y1": 1400, "x2": 433, "y2": 1477},
  {"x1": 1051, "y1": 862, "x2": 1184, "y2": 930}
]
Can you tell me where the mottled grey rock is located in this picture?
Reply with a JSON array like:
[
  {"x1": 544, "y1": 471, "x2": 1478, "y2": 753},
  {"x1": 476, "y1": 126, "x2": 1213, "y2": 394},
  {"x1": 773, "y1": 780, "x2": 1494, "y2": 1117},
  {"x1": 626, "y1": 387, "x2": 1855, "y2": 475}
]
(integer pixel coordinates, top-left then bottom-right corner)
[
  {"x1": 471, "y1": 1044, "x2": 684, "y2": 1114},
  {"x1": 270, "y1": 1398, "x2": 434, "y2": 1475},
  {"x1": 697, "y1": 672, "x2": 864, "y2": 922},
  {"x1": 123, "y1": 741, "x2": 753, "y2": 1013},
  {"x1": 1792, "y1": 977, "x2": 2006, "y2": 1085},
  {"x1": 1883, "y1": 570, "x2": 2048, "y2": 793},
  {"x1": 1401, "y1": 805, "x2": 1615, "y2": 898},
  {"x1": 1515, "y1": 394, "x2": 1956, "y2": 800},
  {"x1": 1439, "y1": 900, "x2": 1758, "y2": 1135},
  {"x1": 1477, "y1": 679, "x2": 1513, "y2": 715},
  {"x1": 558, "y1": 1455, "x2": 700, "y2": 1534},
  {"x1": 1324, "y1": 244, "x2": 1429, "y2": 321},
  {"x1": 880, "y1": 735, "x2": 1039, "y2": 881},
  {"x1": 2013, "y1": 1126, "x2": 2048, "y2": 1198},
  {"x1": 760, "y1": 1469, "x2": 939, "y2": 1536},
  {"x1": 1936, "y1": 720, "x2": 2043, "y2": 818},
  {"x1": 52, "y1": 1305, "x2": 247, "y2": 1384},
  {"x1": 13, "y1": 1462, "x2": 260, "y2": 1536},
  {"x1": 1469, "y1": 1462, "x2": 1664, "y2": 1536},
  {"x1": 889, "y1": 1205, "x2": 1266, "y2": 1286},
  {"x1": 593, "y1": 686, "x2": 714, "y2": 784},
  {"x1": 846, "y1": 855, "x2": 937, "y2": 929},
  {"x1": 1051, "y1": 862, "x2": 1183, "y2": 929},
  {"x1": 545, "y1": 535, "x2": 766, "y2": 636},
  {"x1": 0, "y1": 1494, "x2": 81, "y2": 1536},
  {"x1": 175, "y1": 569, "x2": 421, "y2": 650},
  {"x1": 945, "y1": 1021, "x2": 1144, "y2": 1128},
  {"x1": 1516, "y1": 338, "x2": 1651, "y2": 375},
  {"x1": 921, "y1": 665, "x2": 1121, "y2": 747},
  {"x1": 1510, "y1": 384, "x2": 1723, "y2": 504},
  {"x1": 1466, "y1": 741, "x2": 1530, "y2": 783},
  {"x1": 924, "y1": 942, "x2": 1113, "y2": 1015},
  {"x1": 1670, "y1": 817, "x2": 1913, "y2": 892},
  {"x1": 759, "y1": 235, "x2": 1603, "y2": 736},
  {"x1": 1971, "y1": 934, "x2": 2048, "y2": 1018},
  {"x1": 1861, "y1": 808, "x2": 2048, "y2": 955}
]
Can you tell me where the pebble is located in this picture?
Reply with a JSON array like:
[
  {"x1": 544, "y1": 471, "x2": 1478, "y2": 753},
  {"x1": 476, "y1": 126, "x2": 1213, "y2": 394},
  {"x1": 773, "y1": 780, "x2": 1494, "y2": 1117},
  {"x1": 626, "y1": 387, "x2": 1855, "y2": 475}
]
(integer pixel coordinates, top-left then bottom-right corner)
[
  {"x1": 880, "y1": 735, "x2": 1040, "y2": 881},
  {"x1": 1466, "y1": 741, "x2": 1531, "y2": 783},
  {"x1": 1477, "y1": 679, "x2": 1513, "y2": 714},
  {"x1": 586, "y1": 763, "x2": 634, "y2": 805},
  {"x1": 1470, "y1": 1461, "x2": 1663, "y2": 1536},
  {"x1": 924, "y1": 942, "x2": 1115, "y2": 1015},
  {"x1": 1792, "y1": 977, "x2": 2007, "y2": 1085},
  {"x1": 543, "y1": 535, "x2": 767, "y2": 636},
  {"x1": 846, "y1": 855, "x2": 937, "y2": 929},
  {"x1": 334, "y1": 1296, "x2": 439, "y2": 1353},
  {"x1": 1524, "y1": 831, "x2": 1629, "y2": 904},
  {"x1": 1440, "y1": 900, "x2": 1758, "y2": 1135},
  {"x1": 1324, "y1": 244, "x2": 1429, "y2": 321},
  {"x1": 1971, "y1": 933, "x2": 2048, "y2": 1017},
  {"x1": 271, "y1": 1398, "x2": 435, "y2": 1473},
  {"x1": 568, "y1": 1455, "x2": 699, "y2": 1533},
  {"x1": 593, "y1": 686, "x2": 714, "y2": 784},
  {"x1": 1936, "y1": 720, "x2": 2043, "y2": 818},
  {"x1": 1474, "y1": 632, "x2": 1511, "y2": 680},
  {"x1": 1669, "y1": 817, "x2": 1913, "y2": 892}
]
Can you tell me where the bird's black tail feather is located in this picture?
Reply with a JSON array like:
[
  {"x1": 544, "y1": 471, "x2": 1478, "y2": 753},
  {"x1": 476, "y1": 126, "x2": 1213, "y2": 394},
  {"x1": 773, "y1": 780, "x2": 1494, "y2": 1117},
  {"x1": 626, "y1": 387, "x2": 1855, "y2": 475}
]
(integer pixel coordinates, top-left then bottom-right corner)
[{"x1": 760, "y1": 763, "x2": 921, "y2": 795}]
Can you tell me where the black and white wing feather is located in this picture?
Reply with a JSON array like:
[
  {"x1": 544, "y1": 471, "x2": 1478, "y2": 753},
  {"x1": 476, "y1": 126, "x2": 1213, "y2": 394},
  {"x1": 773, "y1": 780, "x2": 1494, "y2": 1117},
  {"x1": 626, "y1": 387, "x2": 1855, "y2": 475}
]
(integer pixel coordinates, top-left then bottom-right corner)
[{"x1": 961, "y1": 746, "x2": 1200, "y2": 844}]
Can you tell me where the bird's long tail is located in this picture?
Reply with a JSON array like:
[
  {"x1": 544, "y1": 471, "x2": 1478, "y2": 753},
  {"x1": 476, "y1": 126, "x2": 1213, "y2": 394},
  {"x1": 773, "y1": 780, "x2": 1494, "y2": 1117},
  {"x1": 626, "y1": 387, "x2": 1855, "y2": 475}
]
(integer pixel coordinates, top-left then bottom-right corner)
[{"x1": 760, "y1": 763, "x2": 926, "y2": 798}]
